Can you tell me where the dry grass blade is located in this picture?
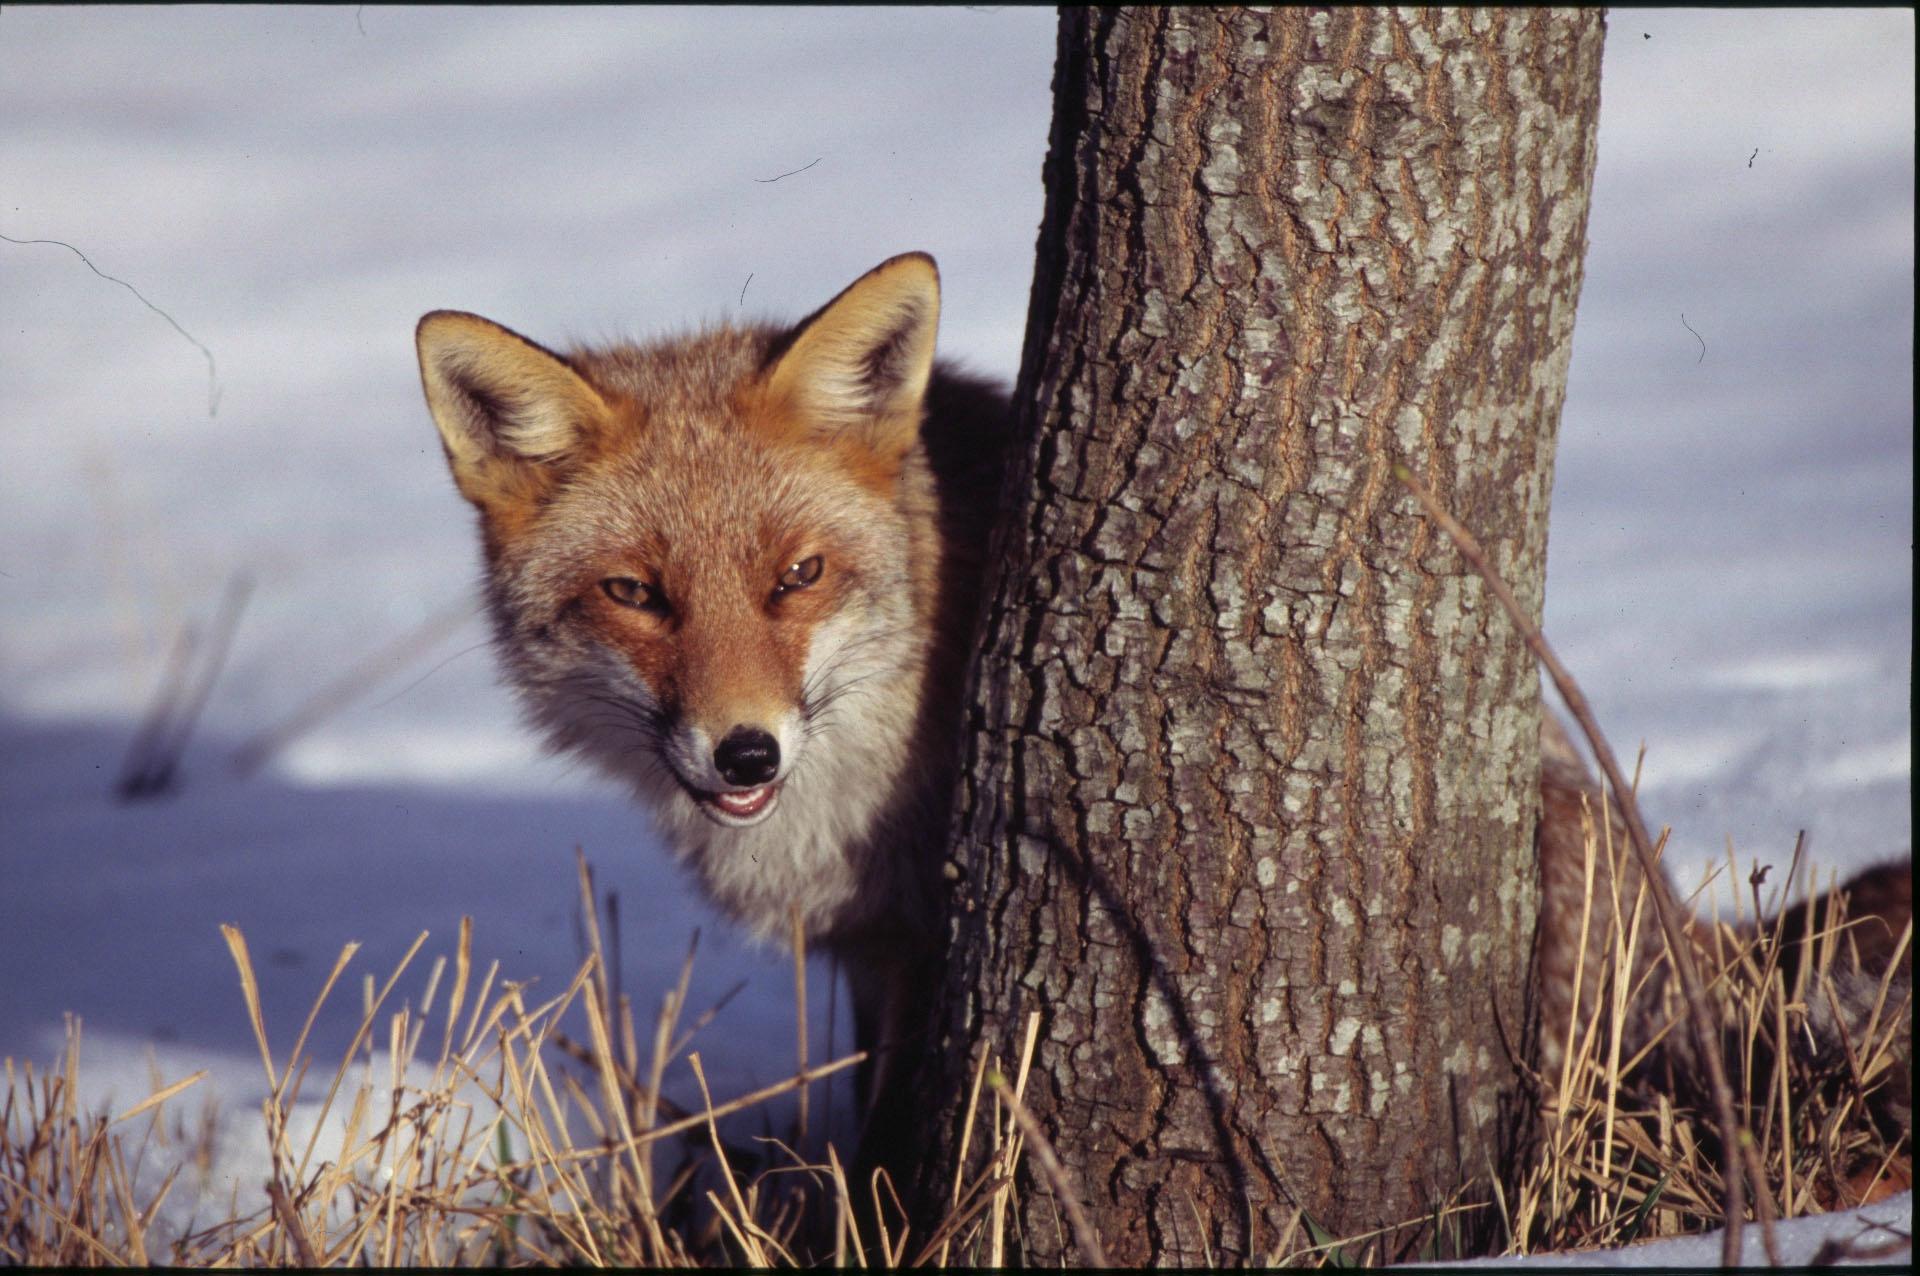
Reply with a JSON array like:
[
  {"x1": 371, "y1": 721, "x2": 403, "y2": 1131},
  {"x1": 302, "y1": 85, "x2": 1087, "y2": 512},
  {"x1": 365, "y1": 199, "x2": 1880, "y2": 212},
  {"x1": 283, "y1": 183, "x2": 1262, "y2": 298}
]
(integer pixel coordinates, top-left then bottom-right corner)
[
  {"x1": 289, "y1": 930, "x2": 429, "y2": 1189},
  {"x1": 220, "y1": 925, "x2": 278, "y2": 1097},
  {"x1": 1506, "y1": 801, "x2": 1909, "y2": 1256},
  {"x1": 115, "y1": 616, "x2": 201, "y2": 800},
  {"x1": 826, "y1": 1142, "x2": 867, "y2": 1267},
  {"x1": 688, "y1": 1052, "x2": 771, "y2": 1266},
  {"x1": 117, "y1": 571, "x2": 252, "y2": 801},
  {"x1": 985, "y1": 1069, "x2": 1106, "y2": 1266},
  {"x1": 161, "y1": 904, "x2": 886, "y2": 1263},
  {"x1": 111, "y1": 1070, "x2": 209, "y2": 1127},
  {"x1": 567, "y1": 1052, "x2": 865, "y2": 1157},
  {"x1": 280, "y1": 941, "x2": 363, "y2": 1104},
  {"x1": 933, "y1": 1039, "x2": 995, "y2": 1266},
  {"x1": 4, "y1": 1024, "x2": 212, "y2": 1264}
]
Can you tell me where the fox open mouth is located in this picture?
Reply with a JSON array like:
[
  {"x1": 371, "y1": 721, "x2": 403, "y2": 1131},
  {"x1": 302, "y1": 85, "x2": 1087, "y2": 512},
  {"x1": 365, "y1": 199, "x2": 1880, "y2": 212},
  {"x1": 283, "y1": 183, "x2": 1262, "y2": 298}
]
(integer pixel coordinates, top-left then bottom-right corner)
[{"x1": 693, "y1": 781, "x2": 782, "y2": 827}]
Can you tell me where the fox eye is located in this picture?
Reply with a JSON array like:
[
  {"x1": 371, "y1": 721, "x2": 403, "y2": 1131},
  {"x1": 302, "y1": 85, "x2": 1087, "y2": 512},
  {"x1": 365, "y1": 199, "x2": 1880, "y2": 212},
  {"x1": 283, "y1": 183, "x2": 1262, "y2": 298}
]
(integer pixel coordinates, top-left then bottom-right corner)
[
  {"x1": 602, "y1": 577, "x2": 669, "y2": 616},
  {"x1": 774, "y1": 555, "x2": 824, "y2": 597}
]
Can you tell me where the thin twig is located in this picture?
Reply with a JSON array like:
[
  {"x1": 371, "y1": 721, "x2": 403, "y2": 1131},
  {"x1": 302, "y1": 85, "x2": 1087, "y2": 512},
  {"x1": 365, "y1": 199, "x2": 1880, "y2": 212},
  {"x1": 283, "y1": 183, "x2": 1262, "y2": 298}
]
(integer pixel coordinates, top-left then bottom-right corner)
[
  {"x1": 1393, "y1": 464, "x2": 1773, "y2": 1267},
  {"x1": 986, "y1": 1070, "x2": 1107, "y2": 1267},
  {"x1": 0, "y1": 230, "x2": 221, "y2": 414},
  {"x1": 790, "y1": 908, "x2": 809, "y2": 1142},
  {"x1": 1680, "y1": 313, "x2": 1707, "y2": 364},
  {"x1": 754, "y1": 157, "x2": 822, "y2": 183}
]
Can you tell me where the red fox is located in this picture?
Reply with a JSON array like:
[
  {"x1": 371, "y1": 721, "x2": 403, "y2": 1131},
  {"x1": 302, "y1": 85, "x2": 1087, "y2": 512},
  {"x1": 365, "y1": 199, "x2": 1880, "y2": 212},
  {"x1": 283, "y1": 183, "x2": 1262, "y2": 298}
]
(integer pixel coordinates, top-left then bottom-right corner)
[
  {"x1": 414, "y1": 254, "x2": 1009, "y2": 1110},
  {"x1": 415, "y1": 253, "x2": 1910, "y2": 1172}
]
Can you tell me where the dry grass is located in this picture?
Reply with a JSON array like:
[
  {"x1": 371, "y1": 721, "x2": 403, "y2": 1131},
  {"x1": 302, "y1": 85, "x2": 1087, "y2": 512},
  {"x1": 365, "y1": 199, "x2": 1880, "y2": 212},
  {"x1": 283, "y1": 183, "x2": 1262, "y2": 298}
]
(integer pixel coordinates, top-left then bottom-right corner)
[
  {"x1": 3, "y1": 833, "x2": 1908, "y2": 1266},
  {"x1": 1497, "y1": 804, "x2": 1912, "y2": 1260},
  {"x1": 0, "y1": 855, "x2": 1055, "y2": 1266}
]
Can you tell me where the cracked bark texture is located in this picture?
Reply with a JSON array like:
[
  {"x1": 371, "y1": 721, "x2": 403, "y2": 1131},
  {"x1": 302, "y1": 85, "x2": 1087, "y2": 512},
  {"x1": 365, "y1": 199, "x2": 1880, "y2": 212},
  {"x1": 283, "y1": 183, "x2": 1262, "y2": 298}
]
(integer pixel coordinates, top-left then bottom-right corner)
[{"x1": 918, "y1": 7, "x2": 1605, "y2": 1265}]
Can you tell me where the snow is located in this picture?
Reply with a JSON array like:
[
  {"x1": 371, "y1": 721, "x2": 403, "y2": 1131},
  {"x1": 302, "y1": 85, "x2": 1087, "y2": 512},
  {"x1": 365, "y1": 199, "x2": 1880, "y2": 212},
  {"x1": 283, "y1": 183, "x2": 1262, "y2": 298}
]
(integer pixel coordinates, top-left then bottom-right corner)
[
  {"x1": 1407, "y1": 1192, "x2": 1913, "y2": 1269},
  {"x1": 1, "y1": 5, "x2": 1910, "y2": 1263}
]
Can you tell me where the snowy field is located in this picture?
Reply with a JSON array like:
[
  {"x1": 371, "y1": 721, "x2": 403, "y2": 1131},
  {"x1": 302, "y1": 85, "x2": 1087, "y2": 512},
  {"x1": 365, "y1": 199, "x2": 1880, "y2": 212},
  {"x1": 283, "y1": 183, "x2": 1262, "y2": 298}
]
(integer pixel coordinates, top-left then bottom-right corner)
[{"x1": 1, "y1": 6, "x2": 1910, "y2": 1258}]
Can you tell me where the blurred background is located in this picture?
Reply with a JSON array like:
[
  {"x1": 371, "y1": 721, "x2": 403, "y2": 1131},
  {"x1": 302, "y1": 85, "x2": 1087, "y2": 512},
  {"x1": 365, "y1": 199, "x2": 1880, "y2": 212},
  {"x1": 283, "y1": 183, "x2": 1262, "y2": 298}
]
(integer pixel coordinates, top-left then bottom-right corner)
[{"x1": 0, "y1": 4, "x2": 1910, "y2": 1186}]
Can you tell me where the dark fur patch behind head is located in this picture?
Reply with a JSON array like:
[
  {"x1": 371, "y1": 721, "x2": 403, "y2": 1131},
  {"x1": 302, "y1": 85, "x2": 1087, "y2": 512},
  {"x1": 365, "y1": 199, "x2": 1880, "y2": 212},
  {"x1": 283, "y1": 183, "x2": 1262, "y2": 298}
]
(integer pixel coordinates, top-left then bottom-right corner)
[{"x1": 760, "y1": 317, "x2": 806, "y2": 372}]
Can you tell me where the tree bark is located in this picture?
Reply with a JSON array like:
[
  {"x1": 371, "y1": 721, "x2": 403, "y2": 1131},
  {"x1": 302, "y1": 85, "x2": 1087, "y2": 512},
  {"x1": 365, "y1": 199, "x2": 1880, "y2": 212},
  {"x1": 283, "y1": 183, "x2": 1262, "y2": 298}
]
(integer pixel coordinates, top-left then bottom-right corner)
[{"x1": 920, "y1": 7, "x2": 1605, "y2": 1265}]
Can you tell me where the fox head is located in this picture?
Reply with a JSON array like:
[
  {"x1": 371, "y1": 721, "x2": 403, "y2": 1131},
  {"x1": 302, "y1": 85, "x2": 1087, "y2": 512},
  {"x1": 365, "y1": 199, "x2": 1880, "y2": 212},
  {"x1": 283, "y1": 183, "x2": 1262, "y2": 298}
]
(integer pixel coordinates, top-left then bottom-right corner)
[{"x1": 415, "y1": 255, "x2": 947, "y2": 867}]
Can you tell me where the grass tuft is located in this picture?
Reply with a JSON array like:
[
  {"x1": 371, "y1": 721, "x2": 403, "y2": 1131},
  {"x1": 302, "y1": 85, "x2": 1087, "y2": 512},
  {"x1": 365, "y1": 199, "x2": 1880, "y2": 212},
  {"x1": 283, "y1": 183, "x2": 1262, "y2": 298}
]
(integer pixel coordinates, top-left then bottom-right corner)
[
  {"x1": 1, "y1": 856, "x2": 1057, "y2": 1266},
  {"x1": 3, "y1": 837, "x2": 1906, "y2": 1265},
  {"x1": 1500, "y1": 805, "x2": 1911, "y2": 1260}
]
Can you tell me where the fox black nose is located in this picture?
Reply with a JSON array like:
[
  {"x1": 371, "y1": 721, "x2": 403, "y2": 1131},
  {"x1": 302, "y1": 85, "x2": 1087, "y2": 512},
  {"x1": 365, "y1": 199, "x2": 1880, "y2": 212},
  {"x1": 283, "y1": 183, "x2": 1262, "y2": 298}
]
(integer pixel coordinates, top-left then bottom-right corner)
[{"x1": 714, "y1": 727, "x2": 780, "y2": 787}]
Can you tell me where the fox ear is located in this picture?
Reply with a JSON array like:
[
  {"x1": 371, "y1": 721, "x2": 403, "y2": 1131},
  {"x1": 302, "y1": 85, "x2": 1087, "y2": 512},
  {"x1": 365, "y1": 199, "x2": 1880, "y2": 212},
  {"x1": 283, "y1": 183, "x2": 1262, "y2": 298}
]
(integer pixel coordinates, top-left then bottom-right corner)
[
  {"x1": 764, "y1": 253, "x2": 941, "y2": 455},
  {"x1": 415, "y1": 310, "x2": 612, "y2": 508}
]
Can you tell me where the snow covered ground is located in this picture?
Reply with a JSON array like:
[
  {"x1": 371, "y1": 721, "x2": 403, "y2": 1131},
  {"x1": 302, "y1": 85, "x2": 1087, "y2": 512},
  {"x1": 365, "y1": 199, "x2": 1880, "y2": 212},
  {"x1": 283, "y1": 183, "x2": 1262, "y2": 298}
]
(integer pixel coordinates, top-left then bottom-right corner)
[
  {"x1": 1, "y1": 6, "x2": 1910, "y2": 1260},
  {"x1": 1407, "y1": 1190, "x2": 1913, "y2": 1269}
]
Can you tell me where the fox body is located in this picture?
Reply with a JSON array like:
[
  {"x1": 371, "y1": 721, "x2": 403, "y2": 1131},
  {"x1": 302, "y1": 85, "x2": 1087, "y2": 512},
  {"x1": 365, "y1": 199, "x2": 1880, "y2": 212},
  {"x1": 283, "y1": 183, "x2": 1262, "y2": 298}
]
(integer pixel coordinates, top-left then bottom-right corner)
[{"x1": 415, "y1": 255, "x2": 1008, "y2": 1058}]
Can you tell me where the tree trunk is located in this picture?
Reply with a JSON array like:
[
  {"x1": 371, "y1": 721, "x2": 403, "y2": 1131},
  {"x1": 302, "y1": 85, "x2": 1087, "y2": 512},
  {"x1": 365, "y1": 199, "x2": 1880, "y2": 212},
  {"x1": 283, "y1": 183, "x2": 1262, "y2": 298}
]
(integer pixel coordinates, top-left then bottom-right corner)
[{"x1": 920, "y1": 7, "x2": 1605, "y2": 1265}]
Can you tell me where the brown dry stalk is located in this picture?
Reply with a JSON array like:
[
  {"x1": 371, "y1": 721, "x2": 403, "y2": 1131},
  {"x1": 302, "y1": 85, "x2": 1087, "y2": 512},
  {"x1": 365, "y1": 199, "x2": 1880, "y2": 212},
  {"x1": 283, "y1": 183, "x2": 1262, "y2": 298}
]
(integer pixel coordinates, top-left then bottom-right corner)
[
  {"x1": 265, "y1": 1181, "x2": 319, "y2": 1266},
  {"x1": 1394, "y1": 464, "x2": 1776, "y2": 1267},
  {"x1": 985, "y1": 1069, "x2": 1106, "y2": 1266}
]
